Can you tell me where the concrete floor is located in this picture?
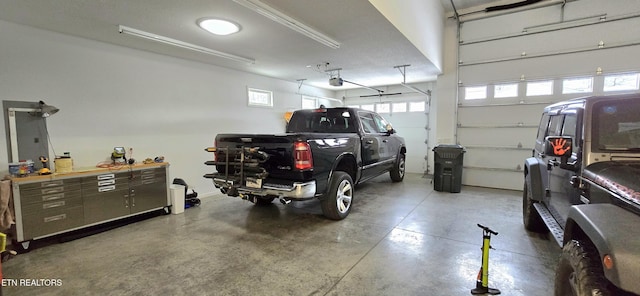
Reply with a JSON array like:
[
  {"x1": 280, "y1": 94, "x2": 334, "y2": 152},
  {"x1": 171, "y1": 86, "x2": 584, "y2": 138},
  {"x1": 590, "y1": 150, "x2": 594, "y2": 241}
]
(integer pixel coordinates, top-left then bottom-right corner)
[{"x1": 3, "y1": 173, "x2": 560, "y2": 295}]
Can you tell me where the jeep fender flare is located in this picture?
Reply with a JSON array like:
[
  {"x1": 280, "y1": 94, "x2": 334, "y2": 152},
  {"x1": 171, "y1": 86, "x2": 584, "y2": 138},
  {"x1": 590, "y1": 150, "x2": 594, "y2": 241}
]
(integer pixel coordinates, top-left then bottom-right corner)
[
  {"x1": 564, "y1": 204, "x2": 640, "y2": 294},
  {"x1": 524, "y1": 157, "x2": 545, "y2": 202}
]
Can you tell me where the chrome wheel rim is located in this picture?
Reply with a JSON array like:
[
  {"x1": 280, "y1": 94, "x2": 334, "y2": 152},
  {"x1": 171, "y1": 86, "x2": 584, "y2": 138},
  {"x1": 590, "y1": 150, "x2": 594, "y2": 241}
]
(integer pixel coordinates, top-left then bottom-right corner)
[
  {"x1": 336, "y1": 180, "x2": 353, "y2": 214},
  {"x1": 398, "y1": 157, "x2": 405, "y2": 178}
]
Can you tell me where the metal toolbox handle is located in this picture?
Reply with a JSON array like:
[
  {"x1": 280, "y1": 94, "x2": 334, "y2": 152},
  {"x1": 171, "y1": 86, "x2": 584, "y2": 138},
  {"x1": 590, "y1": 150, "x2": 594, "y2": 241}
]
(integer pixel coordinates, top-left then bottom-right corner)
[
  {"x1": 41, "y1": 187, "x2": 64, "y2": 195},
  {"x1": 44, "y1": 214, "x2": 66, "y2": 223},
  {"x1": 98, "y1": 185, "x2": 116, "y2": 192},
  {"x1": 97, "y1": 173, "x2": 115, "y2": 180},
  {"x1": 98, "y1": 179, "x2": 116, "y2": 186},
  {"x1": 43, "y1": 201, "x2": 65, "y2": 209},
  {"x1": 41, "y1": 180, "x2": 64, "y2": 187},
  {"x1": 142, "y1": 180, "x2": 155, "y2": 185},
  {"x1": 42, "y1": 193, "x2": 65, "y2": 201},
  {"x1": 141, "y1": 174, "x2": 155, "y2": 180}
]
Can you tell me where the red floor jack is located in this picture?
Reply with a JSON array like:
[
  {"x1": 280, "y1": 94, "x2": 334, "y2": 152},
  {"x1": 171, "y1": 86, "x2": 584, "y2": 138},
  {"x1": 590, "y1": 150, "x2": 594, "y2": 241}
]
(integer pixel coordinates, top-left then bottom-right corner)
[{"x1": 471, "y1": 224, "x2": 500, "y2": 295}]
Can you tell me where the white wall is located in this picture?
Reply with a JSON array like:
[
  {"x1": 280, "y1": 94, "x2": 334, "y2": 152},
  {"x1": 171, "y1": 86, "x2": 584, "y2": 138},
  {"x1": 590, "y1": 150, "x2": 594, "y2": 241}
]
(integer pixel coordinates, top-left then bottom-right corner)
[{"x1": 0, "y1": 20, "x2": 334, "y2": 195}]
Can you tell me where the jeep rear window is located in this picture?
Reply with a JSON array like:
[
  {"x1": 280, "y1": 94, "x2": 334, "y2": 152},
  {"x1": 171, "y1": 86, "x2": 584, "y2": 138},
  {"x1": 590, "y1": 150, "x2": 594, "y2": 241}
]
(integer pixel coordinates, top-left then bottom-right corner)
[
  {"x1": 593, "y1": 99, "x2": 640, "y2": 151},
  {"x1": 287, "y1": 109, "x2": 358, "y2": 133}
]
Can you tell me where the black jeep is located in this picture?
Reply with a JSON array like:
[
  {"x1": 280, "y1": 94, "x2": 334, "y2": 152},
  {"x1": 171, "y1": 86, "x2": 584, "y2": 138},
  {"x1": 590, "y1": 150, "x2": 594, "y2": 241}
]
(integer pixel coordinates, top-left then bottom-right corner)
[{"x1": 523, "y1": 94, "x2": 640, "y2": 296}]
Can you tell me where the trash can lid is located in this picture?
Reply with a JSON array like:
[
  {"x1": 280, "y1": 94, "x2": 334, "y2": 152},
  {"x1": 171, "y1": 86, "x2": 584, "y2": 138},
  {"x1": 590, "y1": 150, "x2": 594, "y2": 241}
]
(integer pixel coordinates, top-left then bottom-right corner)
[{"x1": 432, "y1": 144, "x2": 465, "y2": 151}]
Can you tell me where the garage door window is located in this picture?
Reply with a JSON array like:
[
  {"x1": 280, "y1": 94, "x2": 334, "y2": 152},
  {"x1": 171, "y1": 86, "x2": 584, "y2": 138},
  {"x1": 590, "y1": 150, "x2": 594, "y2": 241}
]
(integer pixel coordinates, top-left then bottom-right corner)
[
  {"x1": 494, "y1": 83, "x2": 518, "y2": 98},
  {"x1": 392, "y1": 103, "x2": 407, "y2": 113},
  {"x1": 603, "y1": 73, "x2": 640, "y2": 92},
  {"x1": 562, "y1": 77, "x2": 593, "y2": 94},
  {"x1": 409, "y1": 101, "x2": 425, "y2": 112},
  {"x1": 465, "y1": 86, "x2": 487, "y2": 100},
  {"x1": 526, "y1": 80, "x2": 553, "y2": 96},
  {"x1": 376, "y1": 103, "x2": 390, "y2": 113}
]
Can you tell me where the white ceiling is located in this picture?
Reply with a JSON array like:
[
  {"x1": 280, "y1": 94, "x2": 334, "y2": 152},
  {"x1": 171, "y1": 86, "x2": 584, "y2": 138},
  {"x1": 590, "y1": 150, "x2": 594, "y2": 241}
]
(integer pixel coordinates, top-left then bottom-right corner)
[{"x1": 0, "y1": 0, "x2": 502, "y2": 91}]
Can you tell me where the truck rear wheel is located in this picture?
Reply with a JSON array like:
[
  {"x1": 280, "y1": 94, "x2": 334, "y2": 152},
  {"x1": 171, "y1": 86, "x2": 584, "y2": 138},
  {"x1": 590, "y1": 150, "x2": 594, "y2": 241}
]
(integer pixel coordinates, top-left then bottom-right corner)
[
  {"x1": 554, "y1": 240, "x2": 612, "y2": 296},
  {"x1": 390, "y1": 153, "x2": 405, "y2": 182},
  {"x1": 523, "y1": 181, "x2": 545, "y2": 232},
  {"x1": 321, "y1": 171, "x2": 353, "y2": 220}
]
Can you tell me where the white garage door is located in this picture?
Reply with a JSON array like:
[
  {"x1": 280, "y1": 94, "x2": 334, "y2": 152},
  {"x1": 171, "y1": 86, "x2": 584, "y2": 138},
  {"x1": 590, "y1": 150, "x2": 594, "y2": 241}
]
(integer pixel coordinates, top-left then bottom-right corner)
[
  {"x1": 344, "y1": 83, "x2": 433, "y2": 175},
  {"x1": 457, "y1": 0, "x2": 640, "y2": 190}
]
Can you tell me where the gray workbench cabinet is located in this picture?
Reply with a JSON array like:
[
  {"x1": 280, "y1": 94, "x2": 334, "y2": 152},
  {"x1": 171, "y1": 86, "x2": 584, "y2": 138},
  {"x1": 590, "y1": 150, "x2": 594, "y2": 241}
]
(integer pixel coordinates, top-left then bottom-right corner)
[{"x1": 11, "y1": 164, "x2": 170, "y2": 250}]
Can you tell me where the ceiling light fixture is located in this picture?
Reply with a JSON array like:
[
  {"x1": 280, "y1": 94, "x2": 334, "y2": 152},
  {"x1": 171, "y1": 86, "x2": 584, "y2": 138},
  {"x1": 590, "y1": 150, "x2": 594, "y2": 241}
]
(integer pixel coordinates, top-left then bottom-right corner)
[
  {"x1": 118, "y1": 25, "x2": 255, "y2": 64},
  {"x1": 232, "y1": 0, "x2": 341, "y2": 49},
  {"x1": 198, "y1": 18, "x2": 241, "y2": 35}
]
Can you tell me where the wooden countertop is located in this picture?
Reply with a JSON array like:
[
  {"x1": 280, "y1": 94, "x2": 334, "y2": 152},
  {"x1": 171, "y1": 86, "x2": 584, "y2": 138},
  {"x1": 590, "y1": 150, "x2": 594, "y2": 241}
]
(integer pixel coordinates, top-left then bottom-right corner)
[{"x1": 9, "y1": 162, "x2": 169, "y2": 184}]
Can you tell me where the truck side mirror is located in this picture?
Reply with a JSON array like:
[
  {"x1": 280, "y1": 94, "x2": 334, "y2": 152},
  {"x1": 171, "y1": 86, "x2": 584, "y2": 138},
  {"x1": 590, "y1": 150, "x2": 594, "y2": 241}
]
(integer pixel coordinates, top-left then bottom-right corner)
[
  {"x1": 386, "y1": 123, "x2": 395, "y2": 135},
  {"x1": 544, "y1": 136, "x2": 573, "y2": 158}
]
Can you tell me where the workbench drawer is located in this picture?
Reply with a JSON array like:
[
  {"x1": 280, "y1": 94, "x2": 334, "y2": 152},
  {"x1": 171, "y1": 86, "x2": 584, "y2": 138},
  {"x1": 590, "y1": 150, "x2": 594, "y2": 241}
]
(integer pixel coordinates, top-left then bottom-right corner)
[
  {"x1": 22, "y1": 205, "x2": 84, "y2": 239},
  {"x1": 19, "y1": 188, "x2": 82, "y2": 205},
  {"x1": 18, "y1": 178, "x2": 80, "y2": 190},
  {"x1": 21, "y1": 196, "x2": 83, "y2": 216}
]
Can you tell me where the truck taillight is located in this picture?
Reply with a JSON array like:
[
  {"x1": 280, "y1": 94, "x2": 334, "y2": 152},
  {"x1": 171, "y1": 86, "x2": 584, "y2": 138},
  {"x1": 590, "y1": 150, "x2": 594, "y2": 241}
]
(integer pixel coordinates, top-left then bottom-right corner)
[{"x1": 294, "y1": 141, "x2": 313, "y2": 170}]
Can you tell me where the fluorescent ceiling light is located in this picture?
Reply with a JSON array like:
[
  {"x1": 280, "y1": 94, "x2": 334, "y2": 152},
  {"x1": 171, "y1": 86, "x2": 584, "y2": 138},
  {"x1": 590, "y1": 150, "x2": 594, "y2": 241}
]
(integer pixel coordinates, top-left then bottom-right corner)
[
  {"x1": 118, "y1": 25, "x2": 255, "y2": 64},
  {"x1": 198, "y1": 18, "x2": 241, "y2": 35},
  {"x1": 232, "y1": 0, "x2": 340, "y2": 49}
]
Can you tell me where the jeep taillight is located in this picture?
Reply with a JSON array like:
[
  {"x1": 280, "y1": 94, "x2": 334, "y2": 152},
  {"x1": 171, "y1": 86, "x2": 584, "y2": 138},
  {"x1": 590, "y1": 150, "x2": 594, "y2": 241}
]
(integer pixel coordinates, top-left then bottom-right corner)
[{"x1": 294, "y1": 141, "x2": 313, "y2": 170}]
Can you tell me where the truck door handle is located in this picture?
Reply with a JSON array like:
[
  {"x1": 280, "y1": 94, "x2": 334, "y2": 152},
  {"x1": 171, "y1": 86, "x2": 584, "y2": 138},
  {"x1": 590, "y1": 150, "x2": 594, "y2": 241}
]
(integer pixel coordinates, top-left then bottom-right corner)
[
  {"x1": 366, "y1": 140, "x2": 374, "y2": 144},
  {"x1": 382, "y1": 139, "x2": 388, "y2": 143}
]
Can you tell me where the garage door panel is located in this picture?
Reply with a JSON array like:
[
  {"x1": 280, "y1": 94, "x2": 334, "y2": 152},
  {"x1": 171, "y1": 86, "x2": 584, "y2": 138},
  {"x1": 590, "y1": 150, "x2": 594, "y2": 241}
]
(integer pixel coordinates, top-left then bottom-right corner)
[
  {"x1": 460, "y1": 6, "x2": 560, "y2": 41},
  {"x1": 456, "y1": 2, "x2": 638, "y2": 190},
  {"x1": 462, "y1": 169, "x2": 523, "y2": 191},
  {"x1": 461, "y1": 19, "x2": 640, "y2": 63},
  {"x1": 458, "y1": 128, "x2": 536, "y2": 147},
  {"x1": 464, "y1": 149, "x2": 529, "y2": 170},
  {"x1": 459, "y1": 45, "x2": 640, "y2": 85},
  {"x1": 458, "y1": 105, "x2": 542, "y2": 126}
]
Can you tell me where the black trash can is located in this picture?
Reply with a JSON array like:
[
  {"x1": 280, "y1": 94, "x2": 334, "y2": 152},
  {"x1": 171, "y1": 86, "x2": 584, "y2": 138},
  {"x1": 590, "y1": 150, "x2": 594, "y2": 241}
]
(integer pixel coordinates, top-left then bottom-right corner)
[{"x1": 433, "y1": 144, "x2": 465, "y2": 193}]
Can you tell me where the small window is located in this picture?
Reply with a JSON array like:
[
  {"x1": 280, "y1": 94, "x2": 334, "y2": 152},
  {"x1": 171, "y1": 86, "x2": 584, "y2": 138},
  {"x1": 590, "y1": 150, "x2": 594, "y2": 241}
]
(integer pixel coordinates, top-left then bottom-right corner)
[
  {"x1": 392, "y1": 102, "x2": 407, "y2": 113},
  {"x1": 562, "y1": 77, "x2": 593, "y2": 94},
  {"x1": 248, "y1": 88, "x2": 273, "y2": 107},
  {"x1": 494, "y1": 83, "x2": 518, "y2": 98},
  {"x1": 465, "y1": 86, "x2": 487, "y2": 100},
  {"x1": 361, "y1": 104, "x2": 375, "y2": 112},
  {"x1": 301, "y1": 96, "x2": 317, "y2": 109},
  {"x1": 409, "y1": 101, "x2": 425, "y2": 112},
  {"x1": 526, "y1": 80, "x2": 553, "y2": 96},
  {"x1": 603, "y1": 73, "x2": 640, "y2": 92},
  {"x1": 376, "y1": 103, "x2": 390, "y2": 113}
]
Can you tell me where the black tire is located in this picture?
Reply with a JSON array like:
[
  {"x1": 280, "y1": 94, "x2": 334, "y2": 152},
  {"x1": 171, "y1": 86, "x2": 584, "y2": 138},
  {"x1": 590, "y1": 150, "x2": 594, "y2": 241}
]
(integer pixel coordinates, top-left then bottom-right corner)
[
  {"x1": 321, "y1": 171, "x2": 354, "y2": 220},
  {"x1": 390, "y1": 153, "x2": 406, "y2": 182},
  {"x1": 554, "y1": 240, "x2": 612, "y2": 296},
  {"x1": 254, "y1": 197, "x2": 275, "y2": 206},
  {"x1": 523, "y1": 181, "x2": 546, "y2": 232}
]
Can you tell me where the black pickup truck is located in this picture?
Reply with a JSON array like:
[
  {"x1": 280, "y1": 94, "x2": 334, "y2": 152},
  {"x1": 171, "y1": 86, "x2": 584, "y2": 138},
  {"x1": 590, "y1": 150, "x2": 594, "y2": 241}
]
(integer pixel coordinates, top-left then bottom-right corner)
[
  {"x1": 204, "y1": 107, "x2": 406, "y2": 220},
  {"x1": 523, "y1": 94, "x2": 640, "y2": 295}
]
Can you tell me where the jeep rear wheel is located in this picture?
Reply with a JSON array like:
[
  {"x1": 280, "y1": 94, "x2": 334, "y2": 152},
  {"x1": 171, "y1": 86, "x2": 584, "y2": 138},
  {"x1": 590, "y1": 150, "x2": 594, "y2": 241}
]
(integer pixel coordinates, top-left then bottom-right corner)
[
  {"x1": 523, "y1": 181, "x2": 545, "y2": 232},
  {"x1": 554, "y1": 240, "x2": 612, "y2": 296},
  {"x1": 390, "y1": 153, "x2": 405, "y2": 182},
  {"x1": 321, "y1": 171, "x2": 353, "y2": 220}
]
